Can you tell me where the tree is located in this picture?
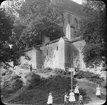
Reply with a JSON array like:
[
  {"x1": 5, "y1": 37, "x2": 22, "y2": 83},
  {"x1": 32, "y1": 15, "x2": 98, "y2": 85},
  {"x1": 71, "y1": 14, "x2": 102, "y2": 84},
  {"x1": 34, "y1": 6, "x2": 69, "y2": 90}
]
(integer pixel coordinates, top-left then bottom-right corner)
[
  {"x1": 0, "y1": 9, "x2": 23, "y2": 66},
  {"x1": 77, "y1": 0, "x2": 106, "y2": 65},
  {"x1": 0, "y1": 0, "x2": 65, "y2": 65},
  {"x1": 16, "y1": 0, "x2": 64, "y2": 48},
  {"x1": 0, "y1": 9, "x2": 13, "y2": 63}
]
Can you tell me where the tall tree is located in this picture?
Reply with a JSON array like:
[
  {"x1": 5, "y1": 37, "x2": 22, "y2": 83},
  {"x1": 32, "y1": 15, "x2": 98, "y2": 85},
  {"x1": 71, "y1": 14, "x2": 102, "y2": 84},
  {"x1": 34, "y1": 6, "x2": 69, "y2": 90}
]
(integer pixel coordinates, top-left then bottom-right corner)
[
  {"x1": 0, "y1": 9, "x2": 13, "y2": 63},
  {"x1": 16, "y1": 0, "x2": 64, "y2": 48},
  {"x1": 0, "y1": 9, "x2": 22, "y2": 66},
  {"x1": 78, "y1": 0, "x2": 106, "y2": 65}
]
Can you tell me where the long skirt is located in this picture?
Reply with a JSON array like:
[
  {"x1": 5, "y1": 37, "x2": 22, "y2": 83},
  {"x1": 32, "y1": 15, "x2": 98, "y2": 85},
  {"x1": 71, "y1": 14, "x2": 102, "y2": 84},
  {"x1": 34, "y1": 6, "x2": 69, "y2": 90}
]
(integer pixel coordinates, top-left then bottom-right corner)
[
  {"x1": 75, "y1": 93, "x2": 79, "y2": 101},
  {"x1": 68, "y1": 101, "x2": 75, "y2": 105}
]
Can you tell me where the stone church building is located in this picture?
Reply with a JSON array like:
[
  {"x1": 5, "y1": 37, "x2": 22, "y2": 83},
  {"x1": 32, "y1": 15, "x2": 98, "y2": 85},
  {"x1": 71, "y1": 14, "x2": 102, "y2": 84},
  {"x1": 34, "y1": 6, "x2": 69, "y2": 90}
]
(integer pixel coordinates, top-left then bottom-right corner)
[{"x1": 19, "y1": 0, "x2": 86, "y2": 71}]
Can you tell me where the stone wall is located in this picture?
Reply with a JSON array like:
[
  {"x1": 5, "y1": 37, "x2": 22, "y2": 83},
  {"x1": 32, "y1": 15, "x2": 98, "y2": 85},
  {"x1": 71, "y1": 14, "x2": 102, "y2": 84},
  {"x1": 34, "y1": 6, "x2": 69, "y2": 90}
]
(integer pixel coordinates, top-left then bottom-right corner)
[
  {"x1": 63, "y1": 12, "x2": 81, "y2": 40},
  {"x1": 73, "y1": 40, "x2": 86, "y2": 70},
  {"x1": 40, "y1": 42, "x2": 59, "y2": 69},
  {"x1": 64, "y1": 41, "x2": 79, "y2": 69}
]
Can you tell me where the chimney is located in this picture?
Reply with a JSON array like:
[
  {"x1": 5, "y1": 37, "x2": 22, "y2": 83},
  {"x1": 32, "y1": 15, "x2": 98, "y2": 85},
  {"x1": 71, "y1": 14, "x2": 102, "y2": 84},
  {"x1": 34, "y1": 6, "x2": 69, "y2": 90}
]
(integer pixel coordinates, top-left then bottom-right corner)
[{"x1": 42, "y1": 36, "x2": 50, "y2": 45}]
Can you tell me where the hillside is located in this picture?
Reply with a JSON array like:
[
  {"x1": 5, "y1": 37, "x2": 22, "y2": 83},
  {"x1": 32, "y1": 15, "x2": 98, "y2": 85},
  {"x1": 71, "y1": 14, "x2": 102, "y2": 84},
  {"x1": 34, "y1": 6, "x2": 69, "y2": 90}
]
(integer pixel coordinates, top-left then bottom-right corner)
[
  {"x1": 77, "y1": 78, "x2": 106, "y2": 105},
  {"x1": 1, "y1": 68, "x2": 106, "y2": 105}
]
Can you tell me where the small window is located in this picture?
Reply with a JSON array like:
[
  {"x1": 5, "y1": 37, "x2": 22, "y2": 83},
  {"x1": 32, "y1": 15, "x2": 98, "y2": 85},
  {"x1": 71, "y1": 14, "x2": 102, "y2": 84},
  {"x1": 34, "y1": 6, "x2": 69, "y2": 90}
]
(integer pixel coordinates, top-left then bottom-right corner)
[
  {"x1": 47, "y1": 49, "x2": 48, "y2": 55},
  {"x1": 57, "y1": 46, "x2": 58, "y2": 51},
  {"x1": 74, "y1": 18, "x2": 78, "y2": 30}
]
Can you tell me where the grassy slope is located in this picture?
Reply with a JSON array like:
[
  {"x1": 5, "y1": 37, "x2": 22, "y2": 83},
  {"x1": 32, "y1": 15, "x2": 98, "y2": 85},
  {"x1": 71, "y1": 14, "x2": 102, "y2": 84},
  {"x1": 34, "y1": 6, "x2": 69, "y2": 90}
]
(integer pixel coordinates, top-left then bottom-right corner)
[
  {"x1": 77, "y1": 78, "x2": 106, "y2": 105},
  {"x1": 2, "y1": 70, "x2": 106, "y2": 105},
  {"x1": 8, "y1": 73, "x2": 73, "y2": 105}
]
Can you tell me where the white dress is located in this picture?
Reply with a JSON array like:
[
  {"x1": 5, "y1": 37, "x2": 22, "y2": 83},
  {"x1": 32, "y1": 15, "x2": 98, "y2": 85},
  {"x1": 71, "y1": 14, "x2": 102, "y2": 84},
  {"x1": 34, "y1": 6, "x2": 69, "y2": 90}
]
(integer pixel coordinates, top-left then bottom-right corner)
[
  {"x1": 47, "y1": 95, "x2": 53, "y2": 104},
  {"x1": 74, "y1": 86, "x2": 79, "y2": 94},
  {"x1": 96, "y1": 87, "x2": 101, "y2": 96},
  {"x1": 69, "y1": 92, "x2": 76, "y2": 102}
]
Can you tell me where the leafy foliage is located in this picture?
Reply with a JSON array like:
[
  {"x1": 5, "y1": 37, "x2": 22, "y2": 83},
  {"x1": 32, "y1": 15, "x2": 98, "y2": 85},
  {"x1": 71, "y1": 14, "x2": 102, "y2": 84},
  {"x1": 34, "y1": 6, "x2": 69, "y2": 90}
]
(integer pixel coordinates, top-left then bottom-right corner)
[
  {"x1": 77, "y1": 0, "x2": 106, "y2": 64},
  {"x1": 1, "y1": 67, "x2": 23, "y2": 98},
  {"x1": 74, "y1": 71, "x2": 104, "y2": 85},
  {"x1": 0, "y1": 0, "x2": 64, "y2": 63},
  {"x1": 15, "y1": 0, "x2": 64, "y2": 47},
  {"x1": 0, "y1": 9, "x2": 14, "y2": 63}
]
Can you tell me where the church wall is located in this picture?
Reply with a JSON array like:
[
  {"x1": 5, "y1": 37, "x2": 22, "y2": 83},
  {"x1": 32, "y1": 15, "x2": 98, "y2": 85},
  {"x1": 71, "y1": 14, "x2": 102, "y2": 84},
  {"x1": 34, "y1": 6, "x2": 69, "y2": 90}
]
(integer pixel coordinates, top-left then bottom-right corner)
[
  {"x1": 72, "y1": 40, "x2": 86, "y2": 70},
  {"x1": 40, "y1": 42, "x2": 59, "y2": 69},
  {"x1": 63, "y1": 11, "x2": 81, "y2": 40},
  {"x1": 36, "y1": 49, "x2": 45, "y2": 68},
  {"x1": 69, "y1": 14, "x2": 81, "y2": 39},
  {"x1": 64, "y1": 41, "x2": 79, "y2": 69}
]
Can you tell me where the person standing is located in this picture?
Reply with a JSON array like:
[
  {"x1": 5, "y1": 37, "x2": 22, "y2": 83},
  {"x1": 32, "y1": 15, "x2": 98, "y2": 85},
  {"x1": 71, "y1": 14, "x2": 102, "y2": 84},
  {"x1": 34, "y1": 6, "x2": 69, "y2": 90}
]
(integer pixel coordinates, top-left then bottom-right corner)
[
  {"x1": 96, "y1": 84, "x2": 101, "y2": 98},
  {"x1": 64, "y1": 92, "x2": 69, "y2": 105},
  {"x1": 74, "y1": 84, "x2": 79, "y2": 101},
  {"x1": 30, "y1": 64, "x2": 32, "y2": 72},
  {"x1": 69, "y1": 89, "x2": 76, "y2": 105},
  {"x1": 79, "y1": 94, "x2": 84, "y2": 105},
  {"x1": 47, "y1": 92, "x2": 53, "y2": 105}
]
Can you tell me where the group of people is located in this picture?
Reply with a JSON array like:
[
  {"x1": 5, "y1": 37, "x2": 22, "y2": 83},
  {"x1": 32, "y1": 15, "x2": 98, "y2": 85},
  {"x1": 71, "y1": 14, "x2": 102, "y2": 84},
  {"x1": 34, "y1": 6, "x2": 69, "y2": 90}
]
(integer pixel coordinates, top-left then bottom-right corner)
[
  {"x1": 63, "y1": 84, "x2": 83, "y2": 105},
  {"x1": 47, "y1": 84, "x2": 83, "y2": 105},
  {"x1": 47, "y1": 84, "x2": 102, "y2": 105}
]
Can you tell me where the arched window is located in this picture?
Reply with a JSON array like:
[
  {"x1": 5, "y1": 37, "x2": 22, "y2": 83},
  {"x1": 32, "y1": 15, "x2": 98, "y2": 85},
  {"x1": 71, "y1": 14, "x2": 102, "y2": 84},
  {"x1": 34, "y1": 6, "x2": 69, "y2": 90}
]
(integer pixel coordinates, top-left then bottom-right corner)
[
  {"x1": 74, "y1": 18, "x2": 78, "y2": 30},
  {"x1": 47, "y1": 49, "x2": 48, "y2": 55},
  {"x1": 57, "y1": 46, "x2": 58, "y2": 51}
]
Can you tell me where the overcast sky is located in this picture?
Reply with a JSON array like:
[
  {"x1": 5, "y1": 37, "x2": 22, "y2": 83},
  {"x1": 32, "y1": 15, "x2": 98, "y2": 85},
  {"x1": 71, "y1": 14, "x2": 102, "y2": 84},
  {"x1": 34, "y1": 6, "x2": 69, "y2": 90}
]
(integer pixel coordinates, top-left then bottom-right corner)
[{"x1": 72, "y1": 0, "x2": 82, "y2": 4}]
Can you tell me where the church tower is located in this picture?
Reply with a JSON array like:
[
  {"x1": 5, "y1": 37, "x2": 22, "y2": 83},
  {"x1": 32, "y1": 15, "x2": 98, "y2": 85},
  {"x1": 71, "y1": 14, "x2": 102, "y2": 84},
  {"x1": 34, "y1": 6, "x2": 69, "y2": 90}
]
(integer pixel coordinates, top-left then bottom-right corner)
[{"x1": 64, "y1": 12, "x2": 78, "y2": 41}]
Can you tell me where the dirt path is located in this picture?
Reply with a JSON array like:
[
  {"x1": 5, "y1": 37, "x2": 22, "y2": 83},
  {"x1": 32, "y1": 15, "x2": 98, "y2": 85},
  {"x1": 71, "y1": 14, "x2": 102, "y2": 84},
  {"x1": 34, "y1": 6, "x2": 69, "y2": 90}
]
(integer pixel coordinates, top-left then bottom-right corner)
[{"x1": 76, "y1": 78, "x2": 106, "y2": 105}]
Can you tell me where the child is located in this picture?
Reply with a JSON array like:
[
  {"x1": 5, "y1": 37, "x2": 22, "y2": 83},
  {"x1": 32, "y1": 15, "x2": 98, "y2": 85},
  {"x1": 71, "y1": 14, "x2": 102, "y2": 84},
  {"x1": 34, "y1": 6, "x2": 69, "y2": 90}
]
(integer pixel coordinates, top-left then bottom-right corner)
[
  {"x1": 79, "y1": 94, "x2": 84, "y2": 105},
  {"x1": 74, "y1": 84, "x2": 79, "y2": 101},
  {"x1": 30, "y1": 64, "x2": 32, "y2": 72},
  {"x1": 69, "y1": 89, "x2": 76, "y2": 105},
  {"x1": 64, "y1": 92, "x2": 69, "y2": 105},
  {"x1": 47, "y1": 92, "x2": 53, "y2": 105},
  {"x1": 96, "y1": 84, "x2": 101, "y2": 98}
]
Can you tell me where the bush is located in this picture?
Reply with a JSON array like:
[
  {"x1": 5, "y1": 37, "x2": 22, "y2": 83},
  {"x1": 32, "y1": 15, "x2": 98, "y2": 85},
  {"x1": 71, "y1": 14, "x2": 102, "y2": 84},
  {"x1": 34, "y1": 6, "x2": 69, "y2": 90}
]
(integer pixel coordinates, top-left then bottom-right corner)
[
  {"x1": 27, "y1": 73, "x2": 41, "y2": 89},
  {"x1": 53, "y1": 68, "x2": 68, "y2": 76},
  {"x1": 12, "y1": 79, "x2": 23, "y2": 92},
  {"x1": 74, "y1": 71, "x2": 104, "y2": 85},
  {"x1": 1, "y1": 67, "x2": 23, "y2": 98}
]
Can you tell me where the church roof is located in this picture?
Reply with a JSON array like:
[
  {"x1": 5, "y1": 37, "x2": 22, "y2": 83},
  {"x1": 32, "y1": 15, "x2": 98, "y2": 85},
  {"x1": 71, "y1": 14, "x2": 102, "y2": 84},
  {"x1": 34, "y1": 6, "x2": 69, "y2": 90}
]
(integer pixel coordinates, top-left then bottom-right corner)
[
  {"x1": 19, "y1": 36, "x2": 83, "y2": 53},
  {"x1": 62, "y1": 36, "x2": 83, "y2": 43},
  {"x1": 41, "y1": 36, "x2": 83, "y2": 46}
]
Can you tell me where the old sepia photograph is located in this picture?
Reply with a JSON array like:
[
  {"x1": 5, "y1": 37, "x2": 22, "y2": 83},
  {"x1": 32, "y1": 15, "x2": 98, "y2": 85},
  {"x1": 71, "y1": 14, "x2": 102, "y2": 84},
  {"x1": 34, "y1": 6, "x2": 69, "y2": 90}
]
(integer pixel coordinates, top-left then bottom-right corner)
[{"x1": 0, "y1": 0, "x2": 106, "y2": 105}]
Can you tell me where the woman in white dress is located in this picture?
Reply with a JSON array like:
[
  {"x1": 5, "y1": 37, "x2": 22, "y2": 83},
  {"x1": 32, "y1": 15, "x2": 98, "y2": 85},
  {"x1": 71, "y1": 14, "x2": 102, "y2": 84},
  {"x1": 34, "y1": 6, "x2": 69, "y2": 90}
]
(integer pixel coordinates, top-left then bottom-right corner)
[
  {"x1": 96, "y1": 84, "x2": 101, "y2": 98},
  {"x1": 74, "y1": 84, "x2": 79, "y2": 101},
  {"x1": 69, "y1": 89, "x2": 76, "y2": 105},
  {"x1": 47, "y1": 92, "x2": 53, "y2": 105}
]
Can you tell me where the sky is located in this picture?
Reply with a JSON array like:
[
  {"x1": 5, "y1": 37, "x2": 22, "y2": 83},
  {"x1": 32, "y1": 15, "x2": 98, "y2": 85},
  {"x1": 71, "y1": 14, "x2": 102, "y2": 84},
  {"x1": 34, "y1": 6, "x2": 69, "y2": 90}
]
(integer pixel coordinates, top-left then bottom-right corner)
[{"x1": 72, "y1": 0, "x2": 82, "y2": 4}]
